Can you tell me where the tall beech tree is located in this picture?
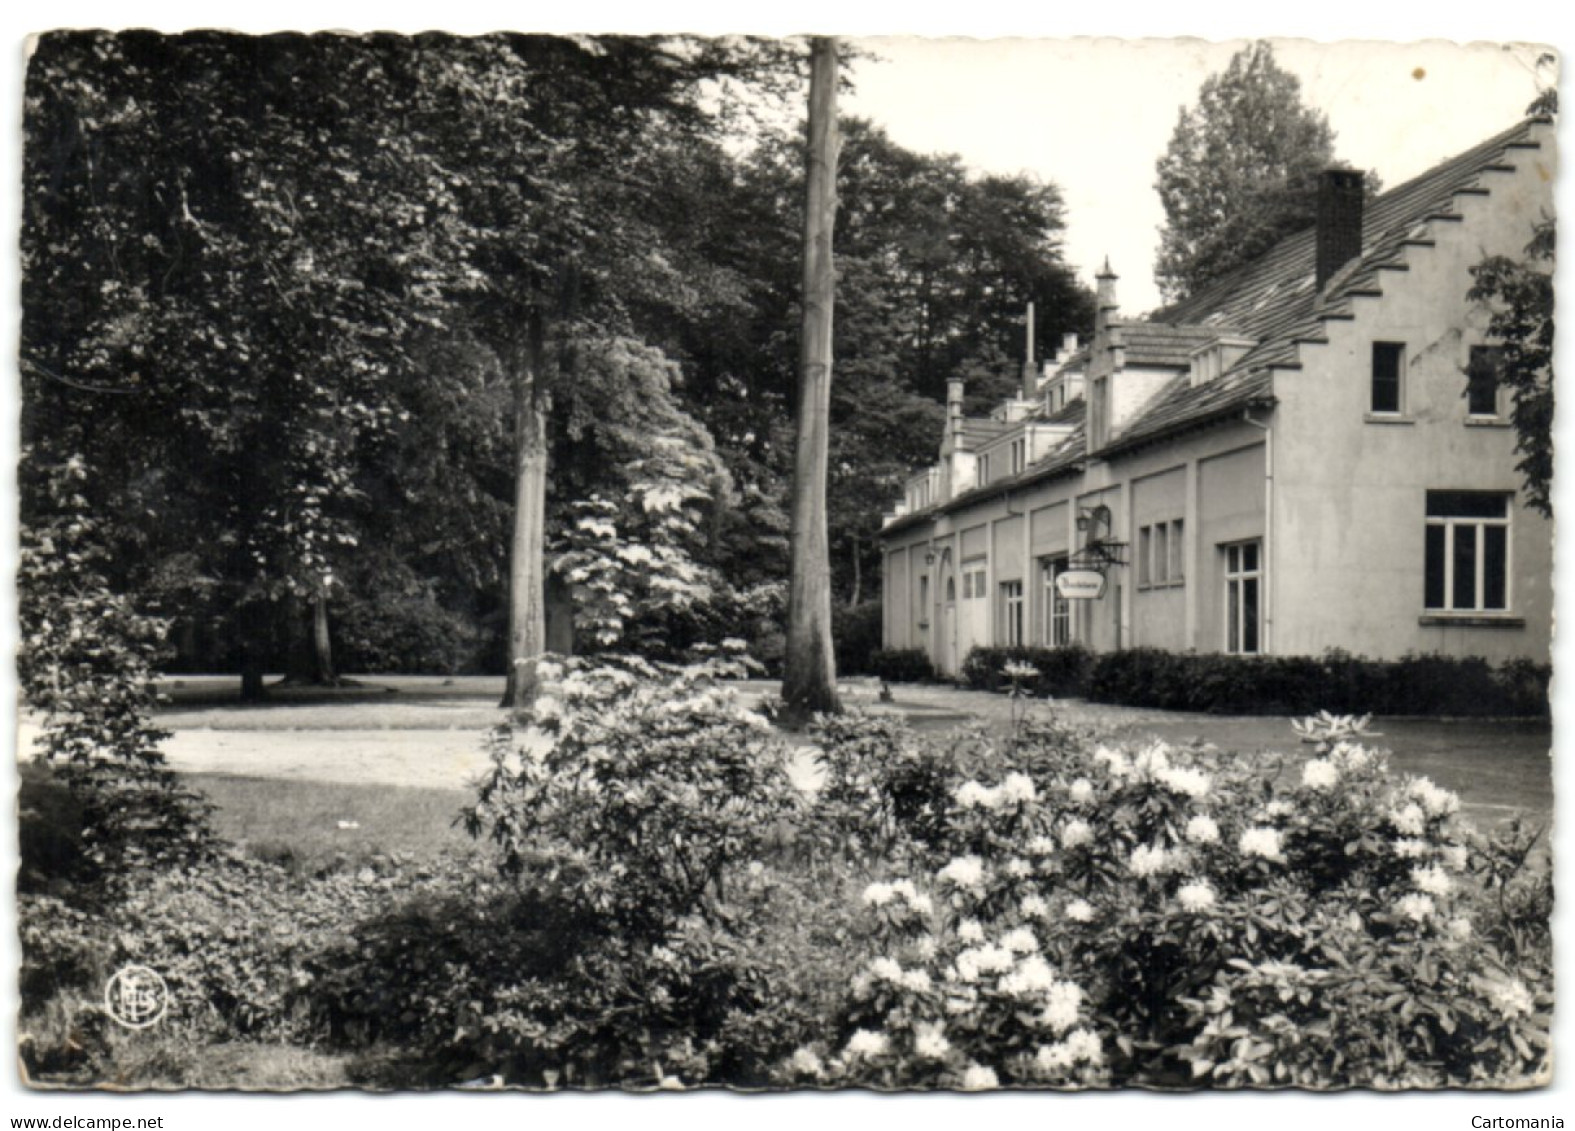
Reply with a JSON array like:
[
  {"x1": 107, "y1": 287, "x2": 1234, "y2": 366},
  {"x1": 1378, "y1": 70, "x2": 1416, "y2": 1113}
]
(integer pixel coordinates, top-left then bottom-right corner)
[{"x1": 781, "y1": 36, "x2": 843, "y2": 721}]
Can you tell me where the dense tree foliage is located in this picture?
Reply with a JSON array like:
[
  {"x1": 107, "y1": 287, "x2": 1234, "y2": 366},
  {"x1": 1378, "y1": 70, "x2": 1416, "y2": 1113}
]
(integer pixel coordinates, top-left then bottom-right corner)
[
  {"x1": 21, "y1": 31, "x2": 1092, "y2": 691},
  {"x1": 1154, "y1": 42, "x2": 1369, "y2": 303},
  {"x1": 1468, "y1": 216, "x2": 1556, "y2": 518}
]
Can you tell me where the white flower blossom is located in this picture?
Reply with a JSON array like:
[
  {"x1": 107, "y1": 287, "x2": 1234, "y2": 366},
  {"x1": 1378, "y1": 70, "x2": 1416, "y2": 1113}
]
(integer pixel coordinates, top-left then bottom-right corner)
[
  {"x1": 869, "y1": 956, "x2": 904, "y2": 983},
  {"x1": 1485, "y1": 977, "x2": 1535, "y2": 1018},
  {"x1": 1397, "y1": 893, "x2": 1436, "y2": 922},
  {"x1": 1068, "y1": 778, "x2": 1094, "y2": 803},
  {"x1": 1447, "y1": 916, "x2": 1473, "y2": 943},
  {"x1": 1333, "y1": 742, "x2": 1372, "y2": 771},
  {"x1": 1411, "y1": 864, "x2": 1454, "y2": 898},
  {"x1": 850, "y1": 973, "x2": 874, "y2": 999},
  {"x1": 1000, "y1": 954, "x2": 1056, "y2": 997},
  {"x1": 1129, "y1": 844, "x2": 1172, "y2": 877},
  {"x1": 913, "y1": 935, "x2": 939, "y2": 961},
  {"x1": 1408, "y1": 778, "x2": 1460, "y2": 818},
  {"x1": 1061, "y1": 820, "x2": 1094, "y2": 849},
  {"x1": 938, "y1": 855, "x2": 987, "y2": 891},
  {"x1": 1065, "y1": 899, "x2": 1095, "y2": 923},
  {"x1": 958, "y1": 919, "x2": 986, "y2": 943},
  {"x1": 862, "y1": 882, "x2": 896, "y2": 907},
  {"x1": 960, "y1": 1064, "x2": 999, "y2": 1091},
  {"x1": 1027, "y1": 835, "x2": 1057, "y2": 856},
  {"x1": 1036, "y1": 1041, "x2": 1075, "y2": 1073},
  {"x1": 1440, "y1": 845, "x2": 1470, "y2": 872},
  {"x1": 1301, "y1": 759, "x2": 1340, "y2": 790},
  {"x1": 1393, "y1": 838, "x2": 1430, "y2": 859},
  {"x1": 1185, "y1": 815, "x2": 1221, "y2": 845},
  {"x1": 974, "y1": 945, "x2": 1015, "y2": 974},
  {"x1": 954, "y1": 781, "x2": 1000, "y2": 810},
  {"x1": 913, "y1": 1024, "x2": 951, "y2": 1061},
  {"x1": 1020, "y1": 894, "x2": 1050, "y2": 918},
  {"x1": 1134, "y1": 742, "x2": 1172, "y2": 776},
  {"x1": 1239, "y1": 827, "x2": 1285, "y2": 862},
  {"x1": 1065, "y1": 1028, "x2": 1104, "y2": 1065},
  {"x1": 1388, "y1": 803, "x2": 1427, "y2": 837},
  {"x1": 791, "y1": 1047, "x2": 823, "y2": 1076},
  {"x1": 902, "y1": 969, "x2": 934, "y2": 993},
  {"x1": 1040, "y1": 980, "x2": 1084, "y2": 1033},
  {"x1": 1263, "y1": 800, "x2": 1294, "y2": 820},
  {"x1": 999, "y1": 772, "x2": 1038, "y2": 804},
  {"x1": 845, "y1": 1029, "x2": 890, "y2": 1059},
  {"x1": 1093, "y1": 746, "x2": 1132, "y2": 778},
  {"x1": 1005, "y1": 857, "x2": 1032, "y2": 879},
  {"x1": 1001, "y1": 927, "x2": 1040, "y2": 954},
  {"x1": 1158, "y1": 766, "x2": 1212, "y2": 800},
  {"x1": 1177, "y1": 880, "x2": 1217, "y2": 912}
]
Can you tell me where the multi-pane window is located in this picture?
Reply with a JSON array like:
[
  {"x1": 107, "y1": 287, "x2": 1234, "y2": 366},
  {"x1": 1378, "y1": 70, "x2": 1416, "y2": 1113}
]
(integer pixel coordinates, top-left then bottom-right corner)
[
  {"x1": 1372, "y1": 342, "x2": 1405, "y2": 414},
  {"x1": 1425, "y1": 491, "x2": 1510, "y2": 612},
  {"x1": 1000, "y1": 581, "x2": 1024, "y2": 646},
  {"x1": 1137, "y1": 519, "x2": 1185, "y2": 588},
  {"x1": 1467, "y1": 345, "x2": 1504, "y2": 417},
  {"x1": 1223, "y1": 540, "x2": 1262, "y2": 654},
  {"x1": 1040, "y1": 557, "x2": 1072, "y2": 646},
  {"x1": 961, "y1": 564, "x2": 987, "y2": 601},
  {"x1": 1090, "y1": 377, "x2": 1109, "y2": 447}
]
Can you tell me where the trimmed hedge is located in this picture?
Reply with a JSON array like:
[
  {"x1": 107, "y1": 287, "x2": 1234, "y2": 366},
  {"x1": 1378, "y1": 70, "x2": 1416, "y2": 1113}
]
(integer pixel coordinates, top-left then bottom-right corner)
[
  {"x1": 867, "y1": 648, "x2": 937, "y2": 683},
  {"x1": 960, "y1": 644, "x2": 1094, "y2": 699},
  {"x1": 833, "y1": 600, "x2": 884, "y2": 676},
  {"x1": 960, "y1": 645, "x2": 1549, "y2": 718}
]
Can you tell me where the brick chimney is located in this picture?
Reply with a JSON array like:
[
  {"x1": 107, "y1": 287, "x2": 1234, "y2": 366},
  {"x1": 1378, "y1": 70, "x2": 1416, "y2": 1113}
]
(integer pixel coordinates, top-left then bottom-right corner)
[
  {"x1": 1316, "y1": 168, "x2": 1365, "y2": 292},
  {"x1": 945, "y1": 376, "x2": 965, "y2": 447},
  {"x1": 1020, "y1": 301, "x2": 1037, "y2": 400}
]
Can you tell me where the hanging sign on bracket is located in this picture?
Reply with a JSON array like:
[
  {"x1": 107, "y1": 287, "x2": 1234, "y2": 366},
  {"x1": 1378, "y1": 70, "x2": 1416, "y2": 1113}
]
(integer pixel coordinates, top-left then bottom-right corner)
[{"x1": 1055, "y1": 569, "x2": 1108, "y2": 600}]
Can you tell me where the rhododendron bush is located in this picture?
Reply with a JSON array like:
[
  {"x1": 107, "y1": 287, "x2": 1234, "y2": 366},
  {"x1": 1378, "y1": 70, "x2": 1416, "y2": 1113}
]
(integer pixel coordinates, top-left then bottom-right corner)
[{"x1": 784, "y1": 707, "x2": 1549, "y2": 1089}]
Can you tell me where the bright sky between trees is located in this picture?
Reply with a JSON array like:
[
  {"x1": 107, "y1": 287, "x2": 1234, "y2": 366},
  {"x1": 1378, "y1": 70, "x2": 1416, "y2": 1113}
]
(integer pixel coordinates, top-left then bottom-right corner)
[{"x1": 844, "y1": 37, "x2": 1551, "y2": 316}]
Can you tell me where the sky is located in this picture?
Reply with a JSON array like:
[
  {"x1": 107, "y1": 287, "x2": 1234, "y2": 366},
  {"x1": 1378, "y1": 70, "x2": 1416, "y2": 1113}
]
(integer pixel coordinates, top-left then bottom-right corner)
[
  {"x1": 0, "y1": 5, "x2": 1569, "y2": 1131},
  {"x1": 844, "y1": 38, "x2": 1552, "y2": 315}
]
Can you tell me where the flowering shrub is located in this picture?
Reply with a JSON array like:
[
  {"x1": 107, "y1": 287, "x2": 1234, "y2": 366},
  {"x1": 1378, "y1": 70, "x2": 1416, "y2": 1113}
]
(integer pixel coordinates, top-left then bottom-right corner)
[
  {"x1": 443, "y1": 647, "x2": 806, "y2": 1085},
  {"x1": 780, "y1": 863, "x2": 1107, "y2": 1090},
  {"x1": 787, "y1": 708, "x2": 1549, "y2": 1089}
]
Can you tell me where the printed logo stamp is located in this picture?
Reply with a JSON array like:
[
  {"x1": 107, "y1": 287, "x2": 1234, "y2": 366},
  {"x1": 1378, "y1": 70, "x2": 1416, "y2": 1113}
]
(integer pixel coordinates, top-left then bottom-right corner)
[{"x1": 104, "y1": 965, "x2": 169, "y2": 1030}]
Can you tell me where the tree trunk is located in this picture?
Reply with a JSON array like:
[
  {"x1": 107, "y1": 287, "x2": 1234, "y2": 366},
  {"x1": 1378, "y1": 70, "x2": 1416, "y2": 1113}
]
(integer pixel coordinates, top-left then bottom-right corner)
[
  {"x1": 781, "y1": 36, "x2": 843, "y2": 724},
  {"x1": 849, "y1": 533, "x2": 862, "y2": 608},
  {"x1": 312, "y1": 587, "x2": 335, "y2": 683},
  {"x1": 501, "y1": 312, "x2": 551, "y2": 716}
]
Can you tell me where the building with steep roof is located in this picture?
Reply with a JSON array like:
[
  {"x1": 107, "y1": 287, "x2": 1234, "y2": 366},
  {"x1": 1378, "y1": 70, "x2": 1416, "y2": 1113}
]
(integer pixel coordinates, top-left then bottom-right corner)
[{"x1": 879, "y1": 116, "x2": 1555, "y2": 675}]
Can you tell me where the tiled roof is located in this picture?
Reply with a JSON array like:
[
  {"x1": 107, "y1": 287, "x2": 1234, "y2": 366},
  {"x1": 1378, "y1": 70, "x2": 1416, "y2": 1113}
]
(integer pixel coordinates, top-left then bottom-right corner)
[
  {"x1": 882, "y1": 420, "x2": 1088, "y2": 535},
  {"x1": 1100, "y1": 115, "x2": 1549, "y2": 458},
  {"x1": 1113, "y1": 322, "x2": 1226, "y2": 368},
  {"x1": 956, "y1": 419, "x2": 1012, "y2": 447}
]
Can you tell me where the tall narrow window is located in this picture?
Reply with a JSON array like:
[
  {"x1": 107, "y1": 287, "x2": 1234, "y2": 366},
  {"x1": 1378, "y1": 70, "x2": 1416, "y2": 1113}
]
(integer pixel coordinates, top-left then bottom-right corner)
[
  {"x1": 1425, "y1": 491, "x2": 1510, "y2": 612},
  {"x1": 917, "y1": 575, "x2": 930, "y2": 627},
  {"x1": 1372, "y1": 342, "x2": 1405, "y2": 414},
  {"x1": 1223, "y1": 540, "x2": 1262, "y2": 654},
  {"x1": 1153, "y1": 522, "x2": 1171, "y2": 584},
  {"x1": 1010, "y1": 437, "x2": 1026, "y2": 474},
  {"x1": 976, "y1": 455, "x2": 989, "y2": 488},
  {"x1": 1137, "y1": 525, "x2": 1152, "y2": 587},
  {"x1": 1040, "y1": 557, "x2": 1071, "y2": 646},
  {"x1": 1169, "y1": 519, "x2": 1185, "y2": 581},
  {"x1": 1467, "y1": 345, "x2": 1504, "y2": 417},
  {"x1": 1091, "y1": 377, "x2": 1109, "y2": 447},
  {"x1": 1000, "y1": 581, "x2": 1024, "y2": 646}
]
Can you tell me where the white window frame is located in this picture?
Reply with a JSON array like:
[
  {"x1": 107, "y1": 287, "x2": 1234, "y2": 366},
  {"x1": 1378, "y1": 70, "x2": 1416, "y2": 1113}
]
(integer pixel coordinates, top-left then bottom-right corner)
[
  {"x1": 976, "y1": 454, "x2": 990, "y2": 488},
  {"x1": 1425, "y1": 492, "x2": 1512, "y2": 613},
  {"x1": 1371, "y1": 341, "x2": 1406, "y2": 416},
  {"x1": 1223, "y1": 539, "x2": 1262, "y2": 655},
  {"x1": 1466, "y1": 345, "x2": 1505, "y2": 420},
  {"x1": 1010, "y1": 436, "x2": 1026, "y2": 475},
  {"x1": 1000, "y1": 580, "x2": 1024, "y2": 646},
  {"x1": 1040, "y1": 556, "x2": 1072, "y2": 646}
]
